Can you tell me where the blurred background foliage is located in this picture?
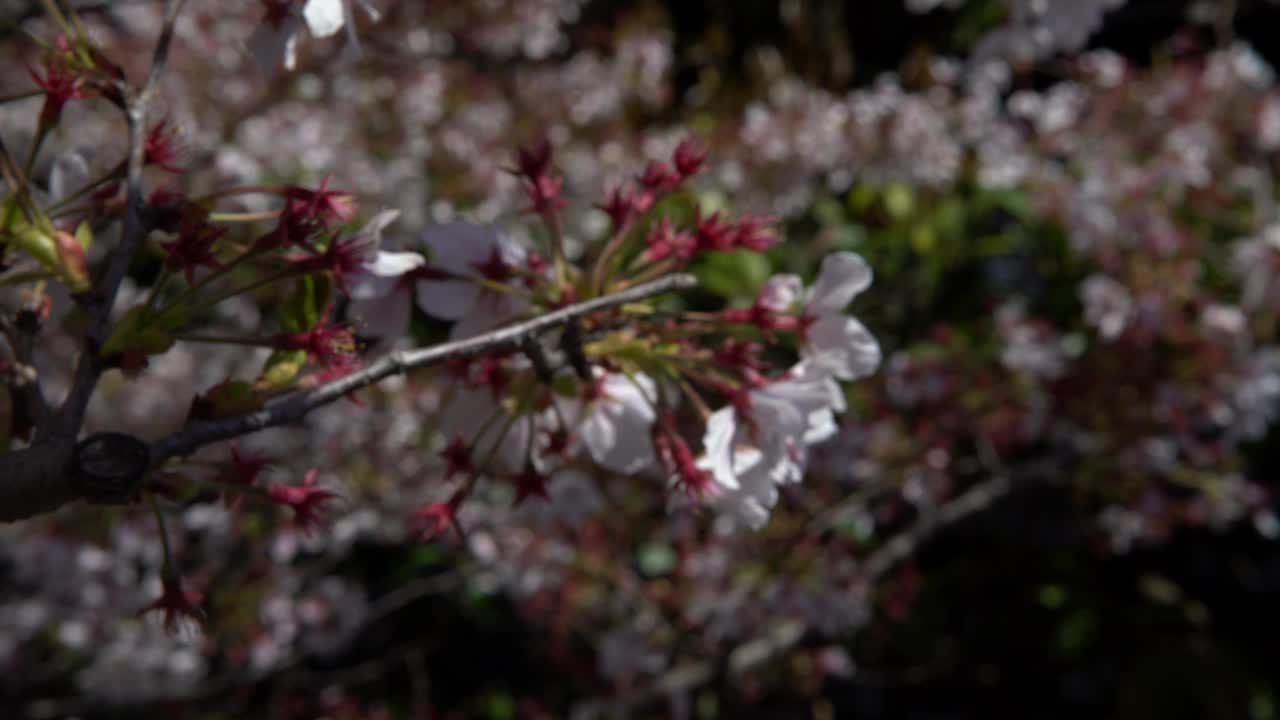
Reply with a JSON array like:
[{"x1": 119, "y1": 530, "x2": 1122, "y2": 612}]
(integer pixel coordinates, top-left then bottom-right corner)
[{"x1": 4, "y1": 0, "x2": 1280, "y2": 718}]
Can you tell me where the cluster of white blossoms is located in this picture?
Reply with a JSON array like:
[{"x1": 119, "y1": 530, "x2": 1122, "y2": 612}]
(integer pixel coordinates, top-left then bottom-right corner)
[
  {"x1": 698, "y1": 254, "x2": 880, "y2": 527},
  {"x1": 342, "y1": 205, "x2": 880, "y2": 530}
]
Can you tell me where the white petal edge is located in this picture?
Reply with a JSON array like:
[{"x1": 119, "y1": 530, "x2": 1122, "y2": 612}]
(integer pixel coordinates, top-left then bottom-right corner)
[
  {"x1": 303, "y1": 0, "x2": 346, "y2": 37},
  {"x1": 806, "y1": 252, "x2": 873, "y2": 315},
  {"x1": 806, "y1": 315, "x2": 882, "y2": 381}
]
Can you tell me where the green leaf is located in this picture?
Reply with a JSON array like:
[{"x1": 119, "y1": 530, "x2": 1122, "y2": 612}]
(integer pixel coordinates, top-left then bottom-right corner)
[
  {"x1": 74, "y1": 220, "x2": 93, "y2": 251},
  {"x1": 194, "y1": 380, "x2": 262, "y2": 419},
  {"x1": 551, "y1": 372, "x2": 579, "y2": 398},
  {"x1": 279, "y1": 274, "x2": 330, "y2": 333},
  {"x1": 102, "y1": 305, "x2": 176, "y2": 357},
  {"x1": 256, "y1": 349, "x2": 307, "y2": 391},
  {"x1": 694, "y1": 249, "x2": 772, "y2": 301},
  {"x1": 3, "y1": 216, "x2": 60, "y2": 272}
]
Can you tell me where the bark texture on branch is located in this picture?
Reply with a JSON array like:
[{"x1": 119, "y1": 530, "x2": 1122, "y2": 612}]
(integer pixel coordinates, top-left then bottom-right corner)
[
  {"x1": 0, "y1": 439, "x2": 78, "y2": 522},
  {"x1": 0, "y1": 273, "x2": 696, "y2": 523},
  {"x1": 0, "y1": 0, "x2": 186, "y2": 524}
]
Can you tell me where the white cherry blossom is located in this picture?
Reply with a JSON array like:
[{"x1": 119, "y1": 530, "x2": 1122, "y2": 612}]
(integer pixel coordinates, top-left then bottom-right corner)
[
  {"x1": 802, "y1": 252, "x2": 881, "y2": 381},
  {"x1": 695, "y1": 361, "x2": 843, "y2": 528},
  {"x1": 557, "y1": 370, "x2": 658, "y2": 474},
  {"x1": 414, "y1": 222, "x2": 530, "y2": 339},
  {"x1": 346, "y1": 210, "x2": 424, "y2": 339}
]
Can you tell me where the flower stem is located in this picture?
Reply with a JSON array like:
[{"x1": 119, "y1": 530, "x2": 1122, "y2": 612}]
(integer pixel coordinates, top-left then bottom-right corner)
[
  {"x1": 206, "y1": 265, "x2": 301, "y2": 305},
  {"x1": 173, "y1": 333, "x2": 275, "y2": 347},
  {"x1": 612, "y1": 258, "x2": 678, "y2": 292},
  {"x1": 589, "y1": 218, "x2": 633, "y2": 298},
  {"x1": 209, "y1": 209, "x2": 282, "y2": 223},
  {"x1": 148, "y1": 493, "x2": 175, "y2": 575},
  {"x1": 141, "y1": 268, "x2": 171, "y2": 314},
  {"x1": 46, "y1": 161, "x2": 125, "y2": 213},
  {"x1": 542, "y1": 209, "x2": 569, "y2": 289},
  {"x1": 191, "y1": 185, "x2": 287, "y2": 204},
  {"x1": 678, "y1": 377, "x2": 713, "y2": 421},
  {"x1": 24, "y1": 125, "x2": 48, "y2": 178}
]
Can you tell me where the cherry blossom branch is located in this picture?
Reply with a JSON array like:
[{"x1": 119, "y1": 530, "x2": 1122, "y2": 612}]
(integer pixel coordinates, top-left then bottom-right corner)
[
  {"x1": 0, "y1": 0, "x2": 186, "y2": 523},
  {"x1": 150, "y1": 273, "x2": 698, "y2": 463},
  {"x1": 57, "y1": 0, "x2": 187, "y2": 435}
]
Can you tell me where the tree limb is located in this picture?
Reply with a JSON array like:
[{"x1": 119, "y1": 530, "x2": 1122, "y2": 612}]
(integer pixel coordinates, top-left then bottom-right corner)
[
  {"x1": 56, "y1": 0, "x2": 187, "y2": 437},
  {"x1": 0, "y1": 0, "x2": 184, "y2": 523},
  {"x1": 151, "y1": 273, "x2": 698, "y2": 463},
  {"x1": 0, "y1": 273, "x2": 696, "y2": 521}
]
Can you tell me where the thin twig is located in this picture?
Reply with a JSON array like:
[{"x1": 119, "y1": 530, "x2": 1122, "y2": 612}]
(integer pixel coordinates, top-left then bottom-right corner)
[
  {"x1": 55, "y1": 0, "x2": 187, "y2": 437},
  {"x1": 859, "y1": 473, "x2": 1012, "y2": 580},
  {"x1": 0, "y1": 310, "x2": 50, "y2": 432},
  {"x1": 0, "y1": 0, "x2": 190, "y2": 524},
  {"x1": 150, "y1": 273, "x2": 697, "y2": 463}
]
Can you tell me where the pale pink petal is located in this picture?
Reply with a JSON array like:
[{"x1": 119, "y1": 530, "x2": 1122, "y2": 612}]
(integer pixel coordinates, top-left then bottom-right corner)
[
  {"x1": 716, "y1": 493, "x2": 771, "y2": 530},
  {"x1": 447, "y1": 291, "x2": 527, "y2": 339},
  {"x1": 806, "y1": 252, "x2": 872, "y2": 315},
  {"x1": 346, "y1": 271, "x2": 397, "y2": 302},
  {"x1": 710, "y1": 460, "x2": 779, "y2": 530},
  {"x1": 349, "y1": 284, "x2": 410, "y2": 338},
  {"x1": 364, "y1": 250, "x2": 424, "y2": 278},
  {"x1": 421, "y1": 222, "x2": 503, "y2": 275},
  {"x1": 697, "y1": 408, "x2": 747, "y2": 491},
  {"x1": 581, "y1": 373, "x2": 657, "y2": 474},
  {"x1": 360, "y1": 209, "x2": 400, "y2": 244},
  {"x1": 496, "y1": 230, "x2": 529, "y2": 266},
  {"x1": 758, "y1": 274, "x2": 803, "y2": 313},
  {"x1": 806, "y1": 315, "x2": 881, "y2": 380},
  {"x1": 805, "y1": 407, "x2": 838, "y2": 445},
  {"x1": 415, "y1": 279, "x2": 479, "y2": 321}
]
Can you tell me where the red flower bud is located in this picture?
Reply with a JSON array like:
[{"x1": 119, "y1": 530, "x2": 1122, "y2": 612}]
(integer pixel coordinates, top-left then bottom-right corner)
[
  {"x1": 268, "y1": 469, "x2": 340, "y2": 537},
  {"x1": 672, "y1": 138, "x2": 707, "y2": 179}
]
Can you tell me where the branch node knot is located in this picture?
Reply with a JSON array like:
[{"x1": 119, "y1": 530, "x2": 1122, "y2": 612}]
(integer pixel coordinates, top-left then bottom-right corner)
[{"x1": 75, "y1": 432, "x2": 151, "y2": 505}]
